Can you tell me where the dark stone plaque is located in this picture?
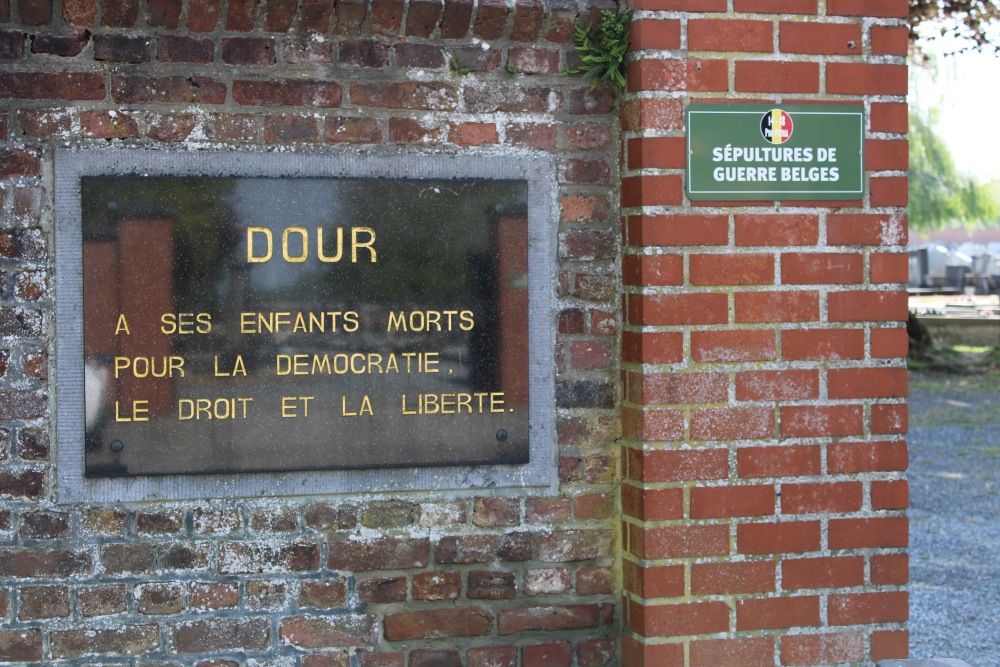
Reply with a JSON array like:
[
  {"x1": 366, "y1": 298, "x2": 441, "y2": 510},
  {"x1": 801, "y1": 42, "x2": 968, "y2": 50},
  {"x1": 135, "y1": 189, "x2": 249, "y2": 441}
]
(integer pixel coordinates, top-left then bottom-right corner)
[{"x1": 80, "y1": 175, "x2": 531, "y2": 477}]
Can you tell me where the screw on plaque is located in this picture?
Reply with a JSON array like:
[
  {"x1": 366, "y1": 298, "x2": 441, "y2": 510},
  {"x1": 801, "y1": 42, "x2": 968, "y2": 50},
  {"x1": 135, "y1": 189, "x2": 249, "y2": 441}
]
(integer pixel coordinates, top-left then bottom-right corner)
[
  {"x1": 110, "y1": 440, "x2": 124, "y2": 453},
  {"x1": 496, "y1": 429, "x2": 508, "y2": 442}
]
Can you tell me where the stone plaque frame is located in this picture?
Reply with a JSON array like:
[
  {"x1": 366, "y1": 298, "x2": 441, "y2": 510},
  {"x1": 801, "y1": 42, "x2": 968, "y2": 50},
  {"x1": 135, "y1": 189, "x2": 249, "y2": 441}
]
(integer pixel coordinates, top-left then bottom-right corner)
[{"x1": 54, "y1": 149, "x2": 556, "y2": 502}]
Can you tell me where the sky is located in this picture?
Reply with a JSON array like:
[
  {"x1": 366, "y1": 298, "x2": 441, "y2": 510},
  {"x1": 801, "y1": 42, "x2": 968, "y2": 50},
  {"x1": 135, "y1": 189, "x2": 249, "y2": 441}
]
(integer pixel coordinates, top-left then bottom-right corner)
[{"x1": 910, "y1": 32, "x2": 1000, "y2": 181}]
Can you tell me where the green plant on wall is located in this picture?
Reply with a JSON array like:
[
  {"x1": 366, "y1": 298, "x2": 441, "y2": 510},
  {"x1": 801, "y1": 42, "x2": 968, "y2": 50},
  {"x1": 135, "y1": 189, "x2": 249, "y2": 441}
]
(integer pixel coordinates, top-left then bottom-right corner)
[{"x1": 566, "y1": 9, "x2": 632, "y2": 90}]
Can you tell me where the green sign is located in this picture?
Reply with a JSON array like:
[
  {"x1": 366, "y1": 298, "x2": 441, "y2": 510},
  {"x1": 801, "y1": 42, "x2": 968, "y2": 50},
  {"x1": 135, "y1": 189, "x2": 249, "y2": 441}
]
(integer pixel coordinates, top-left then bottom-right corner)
[{"x1": 686, "y1": 103, "x2": 865, "y2": 201}]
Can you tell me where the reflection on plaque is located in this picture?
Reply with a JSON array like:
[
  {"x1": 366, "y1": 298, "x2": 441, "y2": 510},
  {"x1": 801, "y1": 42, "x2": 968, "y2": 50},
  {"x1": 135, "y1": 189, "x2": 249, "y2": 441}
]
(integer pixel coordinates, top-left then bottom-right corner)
[{"x1": 81, "y1": 177, "x2": 530, "y2": 477}]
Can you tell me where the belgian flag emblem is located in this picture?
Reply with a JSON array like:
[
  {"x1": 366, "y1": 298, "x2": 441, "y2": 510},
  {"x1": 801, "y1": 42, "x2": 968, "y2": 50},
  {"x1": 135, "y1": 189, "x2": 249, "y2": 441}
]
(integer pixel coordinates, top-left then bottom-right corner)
[{"x1": 760, "y1": 109, "x2": 793, "y2": 144}]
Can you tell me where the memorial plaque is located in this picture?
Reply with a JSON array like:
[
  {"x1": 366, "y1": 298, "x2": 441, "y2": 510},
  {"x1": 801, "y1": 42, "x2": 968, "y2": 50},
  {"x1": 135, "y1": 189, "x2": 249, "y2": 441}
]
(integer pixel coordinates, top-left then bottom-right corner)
[
  {"x1": 686, "y1": 103, "x2": 865, "y2": 201},
  {"x1": 56, "y1": 151, "x2": 555, "y2": 500}
]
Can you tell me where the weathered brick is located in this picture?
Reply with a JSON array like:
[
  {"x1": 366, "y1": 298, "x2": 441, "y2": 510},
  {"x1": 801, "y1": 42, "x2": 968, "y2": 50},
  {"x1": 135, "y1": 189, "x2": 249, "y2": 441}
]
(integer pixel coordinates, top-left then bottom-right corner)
[
  {"x1": 468, "y1": 570, "x2": 516, "y2": 599},
  {"x1": 396, "y1": 42, "x2": 446, "y2": 68},
  {"x1": 339, "y1": 39, "x2": 390, "y2": 67},
  {"x1": 498, "y1": 604, "x2": 601, "y2": 634},
  {"x1": 465, "y1": 85, "x2": 561, "y2": 113},
  {"x1": 577, "y1": 566, "x2": 614, "y2": 596},
  {"x1": 299, "y1": 580, "x2": 348, "y2": 608},
  {"x1": 284, "y1": 35, "x2": 335, "y2": 62},
  {"x1": 159, "y1": 543, "x2": 209, "y2": 571},
  {"x1": 113, "y1": 75, "x2": 225, "y2": 104},
  {"x1": 249, "y1": 507, "x2": 298, "y2": 532},
  {"x1": 0, "y1": 629, "x2": 42, "y2": 662},
  {"x1": 0, "y1": 548, "x2": 93, "y2": 578},
  {"x1": 190, "y1": 582, "x2": 238, "y2": 610},
  {"x1": 19, "y1": 511, "x2": 69, "y2": 538},
  {"x1": 205, "y1": 113, "x2": 257, "y2": 142},
  {"x1": 218, "y1": 542, "x2": 321, "y2": 574},
  {"x1": 102, "y1": 0, "x2": 137, "y2": 26},
  {"x1": 358, "y1": 653, "x2": 404, "y2": 667},
  {"x1": 147, "y1": 0, "x2": 181, "y2": 27},
  {"x1": 450, "y1": 45, "x2": 502, "y2": 72},
  {"x1": 0, "y1": 470, "x2": 44, "y2": 499},
  {"x1": 474, "y1": 0, "x2": 507, "y2": 39},
  {"x1": 78, "y1": 584, "x2": 127, "y2": 616},
  {"x1": 328, "y1": 537, "x2": 428, "y2": 571},
  {"x1": 19, "y1": 585, "x2": 70, "y2": 619},
  {"x1": 174, "y1": 618, "x2": 269, "y2": 652},
  {"x1": 221, "y1": 38, "x2": 275, "y2": 65},
  {"x1": 0, "y1": 72, "x2": 103, "y2": 101},
  {"x1": 63, "y1": 0, "x2": 96, "y2": 26},
  {"x1": 101, "y1": 544, "x2": 155, "y2": 575},
  {"x1": 411, "y1": 571, "x2": 461, "y2": 600},
  {"x1": 262, "y1": 0, "x2": 294, "y2": 30},
  {"x1": 80, "y1": 110, "x2": 138, "y2": 139},
  {"x1": 538, "y1": 529, "x2": 613, "y2": 562},
  {"x1": 264, "y1": 116, "x2": 319, "y2": 143},
  {"x1": 157, "y1": 36, "x2": 213, "y2": 63},
  {"x1": 30, "y1": 31, "x2": 89, "y2": 57},
  {"x1": 410, "y1": 649, "x2": 461, "y2": 667},
  {"x1": 280, "y1": 614, "x2": 379, "y2": 647},
  {"x1": 16, "y1": 428, "x2": 48, "y2": 460},
  {"x1": 472, "y1": 497, "x2": 519, "y2": 527},
  {"x1": 404, "y1": 0, "x2": 441, "y2": 36},
  {"x1": 358, "y1": 576, "x2": 407, "y2": 603},
  {"x1": 334, "y1": 0, "x2": 367, "y2": 35},
  {"x1": 350, "y1": 82, "x2": 457, "y2": 110},
  {"x1": 371, "y1": 0, "x2": 404, "y2": 35},
  {"x1": 385, "y1": 607, "x2": 492, "y2": 640},
  {"x1": 449, "y1": 121, "x2": 499, "y2": 146},
  {"x1": 226, "y1": 0, "x2": 256, "y2": 30},
  {"x1": 94, "y1": 34, "x2": 152, "y2": 62},
  {"x1": 51, "y1": 625, "x2": 159, "y2": 658},
  {"x1": 187, "y1": 0, "x2": 220, "y2": 30}
]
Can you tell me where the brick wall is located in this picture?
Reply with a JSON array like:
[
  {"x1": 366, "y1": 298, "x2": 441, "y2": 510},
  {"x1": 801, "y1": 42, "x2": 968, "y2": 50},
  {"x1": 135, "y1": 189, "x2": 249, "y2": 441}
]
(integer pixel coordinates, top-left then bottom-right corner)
[
  {"x1": 0, "y1": 1, "x2": 623, "y2": 665},
  {"x1": 0, "y1": 0, "x2": 910, "y2": 664},
  {"x1": 621, "y1": 1, "x2": 909, "y2": 665}
]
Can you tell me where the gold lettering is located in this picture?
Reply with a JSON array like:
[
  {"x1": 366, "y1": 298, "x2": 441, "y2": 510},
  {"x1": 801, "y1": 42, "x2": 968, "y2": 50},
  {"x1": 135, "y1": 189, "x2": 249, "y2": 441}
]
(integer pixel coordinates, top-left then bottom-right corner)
[
  {"x1": 352, "y1": 227, "x2": 377, "y2": 263},
  {"x1": 114, "y1": 356, "x2": 185, "y2": 379},
  {"x1": 386, "y1": 310, "x2": 475, "y2": 332},
  {"x1": 115, "y1": 400, "x2": 148, "y2": 422},
  {"x1": 282, "y1": 227, "x2": 308, "y2": 263},
  {"x1": 178, "y1": 397, "x2": 252, "y2": 420},
  {"x1": 247, "y1": 227, "x2": 273, "y2": 263},
  {"x1": 242, "y1": 311, "x2": 357, "y2": 334},
  {"x1": 247, "y1": 227, "x2": 376, "y2": 264},
  {"x1": 115, "y1": 314, "x2": 131, "y2": 335},
  {"x1": 387, "y1": 311, "x2": 407, "y2": 332},
  {"x1": 341, "y1": 395, "x2": 373, "y2": 416},
  {"x1": 281, "y1": 396, "x2": 313, "y2": 418},
  {"x1": 160, "y1": 313, "x2": 211, "y2": 335},
  {"x1": 214, "y1": 355, "x2": 246, "y2": 377},
  {"x1": 317, "y1": 227, "x2": 343, "y2": 263},
  {"x1": 398, "y1": 392, "x2": 504, "y2": 415}
]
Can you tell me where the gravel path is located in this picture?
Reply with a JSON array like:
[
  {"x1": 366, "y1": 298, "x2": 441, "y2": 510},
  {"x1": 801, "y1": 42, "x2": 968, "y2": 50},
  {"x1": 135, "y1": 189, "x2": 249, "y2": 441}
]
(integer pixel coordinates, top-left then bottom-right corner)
[{"x1": 908, "y1": 371, "x2": 1000, "y2": 666}]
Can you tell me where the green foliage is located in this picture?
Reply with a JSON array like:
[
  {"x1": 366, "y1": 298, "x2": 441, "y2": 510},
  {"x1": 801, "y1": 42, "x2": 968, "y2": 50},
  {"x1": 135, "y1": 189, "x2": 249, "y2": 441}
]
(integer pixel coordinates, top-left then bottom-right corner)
[
  {"x1": 566, "y1": 9, "x2": 632, "y2": 91},
  {"x1": 449, "y1": 58, "x2": 471, "y2": 76},
  {"x1": 909, "y1": 109, "x2": 1000, "y2": 230}
]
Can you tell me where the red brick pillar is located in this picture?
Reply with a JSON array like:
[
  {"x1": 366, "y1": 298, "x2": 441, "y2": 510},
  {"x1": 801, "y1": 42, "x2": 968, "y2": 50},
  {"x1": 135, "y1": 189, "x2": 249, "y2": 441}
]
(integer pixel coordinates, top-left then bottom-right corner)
[{"x1": 620, "y1": 2, "x2": 910, "y2": 665}]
